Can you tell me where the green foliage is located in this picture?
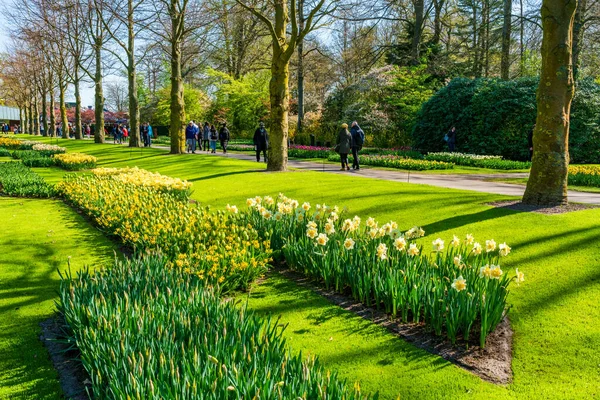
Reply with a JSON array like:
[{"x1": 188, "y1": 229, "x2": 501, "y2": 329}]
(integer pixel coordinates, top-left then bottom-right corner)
[
  {"x1": 425, "y1": 152, "x2": 531, "y2": 170},
  {"x1": 152, "y1": 85, "x2": 210, "y2": 127},
  {"x1": 58, "y1": 255, "x2": 371, "y2": 399},
  {"x1": 0, "y1": 162, "x2": 55, "y2": 197},
  {"x1": 328, "y1": 154, "x2": 454, "y2": 170},
  {"x1": 321, "y1": 66, "x2": 439, "y2": 148},
  {"x1": 568, "y1": 165, "x2": 600, "y2": 187},
  {"x1": 205, "y1": 69, "x2": 270, "y2": 138},
  {"x1": 412, "y1": 77, "x2": 600, "y2": 163},
  {"x1": 0, "y1": 148, "x2": 11, "y2": 157}
]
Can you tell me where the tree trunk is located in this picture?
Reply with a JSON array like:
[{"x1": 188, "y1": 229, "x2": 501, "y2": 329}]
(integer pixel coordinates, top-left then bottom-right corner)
[
  {"x1": 49, "y1": 89, "x2": 56, "y2": 137},
  {"x1": 432, "y1": 0, "x2": 444, "y2": 45},
  {"x1": 501, "y1": 0, "x2": 512, "y2": 79},
  {"x1": 572, "y1": 0, "x2": 586, "y2": 80},
  {"x1": 127, "y1": 0, "x2": 140, "y2": 147},
  {"x1": 483, "y1": 0, "x2": 490, "y2": 77},
  {"x1": 169, "y1": 2, "x2": 186, "y2": 155},
  {"x1": 28, "y1": 101, "x2": 34, "y2": 134},
  {"x1": 296, "y1": 0, "x2": 305, "y2": 136},
  {"x1": 519, "y1": 0, "x2": 525, "y2": 76},
  {"x1": 19, "y1": 107, "x2": 23, "y2": 134},
  {"x1": 74, "y1": 68, "x2": 83, "y2": 140},
  {"x1": 23, "y1": 101, "x2": 29, "y2": 134},
  {"x1": 411, "y1": 0, "x2": 424, "y2": 64},
  {"x1": 33, "y1": 99, "x2": 40, "y2": 136},
  {"x1": 522, "y1": 0, "x2": 577, "y2": 206},
  {"x1": 59, "y1": 80, "x2": 69, "y2": 139},
  {"x1": 472, "y1": 5, "x2": 479, "y2": 76},
  {"x1": 268, "y1": 55, "x2": 290, "y2": 171},
  {"x1": 94, "y1": 40, "x2": 105, "y2": 143},
  {"x1": 42, "y1": 94, "x2": 48, "y2": 137}
]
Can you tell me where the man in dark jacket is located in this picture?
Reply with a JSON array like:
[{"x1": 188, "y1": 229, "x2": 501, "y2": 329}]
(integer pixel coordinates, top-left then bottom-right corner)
[
  {"x1": 253, "y1": 121, "x2": 269, "y2": 162},
  {"x1": 185, "y1": 121, "x2": 198, "y2": 153},
  {"x1": 447, "y1": 126, "x2": 456, "y2": 152},
  {"x1": 350, "y1": 121, "x2": 364, "y2": 170},
  {"x1": 202, "y1": 122, "x2": 210, "y2": 151},
  {"x1": 219, "y1": 122, "x2": 230, "y2": 154}
]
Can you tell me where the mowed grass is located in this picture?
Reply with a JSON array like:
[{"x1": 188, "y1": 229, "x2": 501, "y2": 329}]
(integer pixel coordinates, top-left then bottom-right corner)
[
  {"x1": 11, "y1": 135, "x2": 600, "y2": 399},
  {"x1": 0, "y1": 198, "x2": 116, "y2": 399},
  {"x1": 486, "y1": 176, "x2": 600, "y2": 193}
]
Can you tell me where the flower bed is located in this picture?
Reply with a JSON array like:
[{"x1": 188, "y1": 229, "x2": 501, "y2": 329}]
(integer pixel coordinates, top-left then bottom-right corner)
[
  {"x1": 31, "y1": 143, "x2": 66, "y2": 156},
  {"x1": 0, "y1": 162, "x2": 55, "y2": 197},
  {"x1": 53, "y1": 153, "x2": 97, "y2": 170},
  {"x1": 11, "y1": 150, "x2": 57, "y2": 167},
  {"x1": 425, "y1": 152, "x2": 530, "y2": 170},
  {"x1": 568, "y1": 165, "x2": 600, "y2": 187},
  {"x1": 59, "y1": 255, "x2": 369, "y2": 399},
  {"x1": 226, "y1": 144, "x2": 255, "y2": 152},
  {"x1": 92, "y1": 167, "x2": 192, "y2": 200},
  {"x1": 0, "y1": 137, "x2": 23, "y2": 150},
  {"x1": 236, "y1": 194, "x2": 523, "y2": 347},
  {"x1": 288, "y1": 145, "x2": 332, "y2": 159},
  {"x1": 329, "y1": 154, "x2": 454, "y2": 171},
  {"x1": 57, "y1": 171, "x2": 271, "y2": 292}
]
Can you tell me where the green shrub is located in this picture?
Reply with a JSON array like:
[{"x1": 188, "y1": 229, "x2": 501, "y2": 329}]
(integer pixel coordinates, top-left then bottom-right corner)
[
  {"x1": 328, "y1": 154, "x2": 453, "y2": 171},
  {"x1": 0, "y1": 148, "x2": 10, "y2": 157},
  {"x1": 11, "y1": 150, "x2": 57, "y2": 167},
  {"x1": 22, "y1": 157, "x2": 56, "y2": 168},
  {"x1": 58, "y1": 255, "x2": 370, "y2": 399},
  {"x1": 412, "y1": 77, "x2": 600, "y2": 163},
  {"x1": 425, "y1": 152, "x2": 530, "y2": 170},
  {"x1": 0, "y1": 162, "x2": 55, "y2": 197}
]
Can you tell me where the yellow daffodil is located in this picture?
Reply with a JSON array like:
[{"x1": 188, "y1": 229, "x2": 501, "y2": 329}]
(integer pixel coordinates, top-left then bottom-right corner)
[
  {"x1": 490, "y1": 265, "x2": 503, "y2": 279},
  {"x1": 316, "y1": 233, "x2": 329, "y2": 246},
  {"x1": 432, "y1": 238, "x2": 444, "y2": 252},
  {"x1": 393, "y1": 237, "x2": 406, "y2": 251},
  {"x1": 499, "y1": 242, "x2": 511, "y2": 257},
  {"x1": 408, "y1": 243, "x2": 420, "y2": 257},
  {"x1": 343, "y1": 238, "x2": 355, "y2": 250},
  {"x1": 485, "y1": 239, "x2": 497, "y2": 253},
  {"x1": 465, "y1": 234, "x2": 474, "y2": 245},
  {"x1": 376, "y1": 243, "x2": 388, "y2": 260},
  {"x1": 451, "y1": 276, "x2": 467, "y2": 291}
]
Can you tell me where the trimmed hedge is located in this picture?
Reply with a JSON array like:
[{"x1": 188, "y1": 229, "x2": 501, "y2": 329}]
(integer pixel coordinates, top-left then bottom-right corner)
[{"x1": 412, "y1": 77, "x2": 600, "y2": 163}]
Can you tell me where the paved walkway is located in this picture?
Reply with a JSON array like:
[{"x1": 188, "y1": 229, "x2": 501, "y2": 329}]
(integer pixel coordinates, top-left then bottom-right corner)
[{"x1": 134, "y1": 142, "x2": 600, "y2": 205}]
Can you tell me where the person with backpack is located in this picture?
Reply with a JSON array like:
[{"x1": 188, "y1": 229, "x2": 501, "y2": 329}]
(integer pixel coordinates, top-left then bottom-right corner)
[
  {"x1": 350, "y1": 121, "x2": 365, "y2": 170},
  {"x1": 209, "y1": 124, "x2": 218, "y2": 153},
  {"x1": 219, "y1": 122, "x2": 230, "y2": 154},
  {"x1": 202, "y1": 122, "x2": 210, "y2": 151},
  {"x1": 335, "y1": 123, "x2": 352, "y2": 171},
  {"x1": 253, "y1": 121, "x2": 269, "y2": 162},
  {"x1": 446, "y1": 126, "x2": 456, "y2": 152},
  {"x1": 186, "y1": 121, "x2": 198, "y2": 153}
]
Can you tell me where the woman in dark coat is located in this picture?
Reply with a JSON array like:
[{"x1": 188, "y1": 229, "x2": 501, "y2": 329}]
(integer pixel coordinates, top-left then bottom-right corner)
[
  {"x1": 253, "y1": 121, "x2": 268, "y2": 162},
  {"x1": 336, "y1": 123, "x2": 352, "y2": 171}
]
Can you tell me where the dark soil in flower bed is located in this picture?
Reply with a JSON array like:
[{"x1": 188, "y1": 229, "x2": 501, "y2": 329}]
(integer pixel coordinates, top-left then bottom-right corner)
[
  {"x1": 489, "y1": 200, "x2": 598, "y2": 215},
  {"x1": 276, "y1": 268, "x2": 513, "y2": 385}
]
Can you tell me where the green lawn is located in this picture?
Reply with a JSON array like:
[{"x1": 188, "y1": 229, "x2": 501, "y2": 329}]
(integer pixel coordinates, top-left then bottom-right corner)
[
  {"x1": 0, "y1": 197, "x2": 116, "y2": 399},
  {"x1": 4, "y1": 135, "x2": 600, "y2": 399}
]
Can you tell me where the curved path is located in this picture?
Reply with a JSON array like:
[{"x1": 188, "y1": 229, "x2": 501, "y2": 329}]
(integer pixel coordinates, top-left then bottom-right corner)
[{"x1": 143, "y1": 143, "x2": 600, "y2": 205}]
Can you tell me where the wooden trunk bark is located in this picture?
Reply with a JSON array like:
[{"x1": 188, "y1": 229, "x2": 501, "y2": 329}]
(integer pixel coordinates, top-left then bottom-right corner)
[
  {"x1": 268, "y1": 54, "x2": 290, "y2": 171},
  {"x1": 94, "y1": 40, "x2": 105, "y2": 143},
  {"x1": 33, "y1": 99, "x2": 40, "y2": 136},
  {"x1": 74, "y1": 69, "x2": 83, "y2": 140},
  {"x1": 49, "y1": 90, "x2": 56, "y2": 137},
  {"x1": 19, "y1": 107, "x2": 23, "y2": 133},
  {"x1": 169, "y1": 4, "x2": 186, "y2": 155},
  {"x1": 432, "y1": 0, "x2": 444, "y2": 45},
  {"x1": 296, "y1": 0, "x2": 305, "y2": 136},
  {"x1": 42, "y1": 94, "x2": 48, "y2": 137},
  {"x1": 522, "y1": 0, "x2": 577, "y2": 206},
  {"x1": 23, "y1": 101, "x2": 29, "y2": 134},
  {"x1": 127, "y1": 0, "x2": 140, "y2": 147},
  {"x1": 501, "y1": 0, "x2": 512, "y2": 79},
  {"x1": 411, "y1": 0, "x2": 424, "y2": 64},
  {"x1": 59, "y1": 81, "x2": 70, "y2": 139}
]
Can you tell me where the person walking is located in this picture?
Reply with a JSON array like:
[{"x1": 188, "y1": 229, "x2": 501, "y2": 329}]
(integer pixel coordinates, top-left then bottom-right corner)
[
  {"x1": 147, "y1": 122, "x2": 153, "y2": 147},
  {"x1": 185, "y1": 121, "x2": 198, "y2": 153},
  {"x1": 219, "y1": 122, "x2": 230, "y2": 154},
  {"x1": 253, "y1": 121, "x2": 268, "y2": 162},
  {"x1": 122, "y1": 125, "x2": 129, "y2": 143},
  {"x1": 141, "y1": 122, "x2": 150, "y2": 147},
  {"x1": 202, "y1": 122, "x2": 210, "y2": 151},
  {"x1": 350, "y1": 121, "x2": 364, "y2": 170},
  {"x1": 209, "y1": 124, "x2": 218, "y2": 153},
  {"x1": 336, "y1": 123, "x2": 352, "y2": 171},
  {"x1": 447, "y1": 126, "x2": 456, "y2": 152}
]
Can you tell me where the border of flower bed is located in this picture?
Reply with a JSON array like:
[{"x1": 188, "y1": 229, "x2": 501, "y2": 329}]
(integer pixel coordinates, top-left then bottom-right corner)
[{"x1": 274, "y1": 267, "x2": 513, "y2": 384}]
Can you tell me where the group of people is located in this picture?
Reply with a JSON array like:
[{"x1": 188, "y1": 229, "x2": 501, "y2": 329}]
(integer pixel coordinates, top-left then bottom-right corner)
[
  {"x1": 335, "y1": 121, "x2": 365, "y2": 171},
  {"x1": 111, "y1": 123, "x2": 130, "y2": 144},
  {"x1": 185, "y1": 121, "x2": 230, "y2": 154},
  {"x1": 1, "y1": 123, "x2": 15, "y2": 134}
]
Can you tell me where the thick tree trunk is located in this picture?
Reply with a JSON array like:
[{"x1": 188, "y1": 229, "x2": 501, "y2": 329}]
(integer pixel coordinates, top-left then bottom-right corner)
[
  {"x1": 296, "y1": 0, "x2": 305, "y2": 136},
  {"x1": 33, "y1": 99, "x2": 40, "y2": 136},
  {"x1": 49, "y1": 90, "x2": 56, "y2": 137},
  {"x1": 42, "y1": 94, "x2": 48, "y2": 137},
  {"x1": 268, "y1": 52, "x2": 290, "y2": 171},
  {"x1": 94, "y1": 41, "x2": 105, "y2": 143},
  {"x1": 74, "y1": 69, "x2": 83, "y2": 140},
  {"x1": 127, "y1": 0, "x2": 140, "y2": 147},
  {"x1": 169, "y1": 5, "x2": 186, "y2": 155},
  {"x1": 501, "y1": 0, "x2": 512, "y2": 79},
  {"x1": 411, "y1": 0, "x2": 424, "y2": 64},
  {"x1": 23, "y1": 101, "x2": 29, "y2": 134},
  {"x1": 572, "y1": 0, "x2": 586, "y2": 80},
  {"x1": 59, "y1": 81, "x2": 69, "y2": 139},
  {"x1": 522, "y1": 0, "x2": 577, "y2": 206}
]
